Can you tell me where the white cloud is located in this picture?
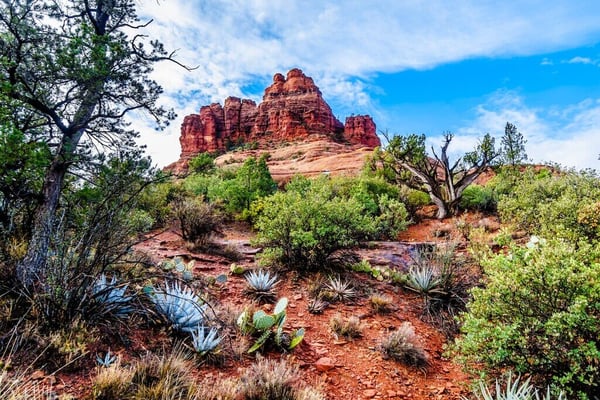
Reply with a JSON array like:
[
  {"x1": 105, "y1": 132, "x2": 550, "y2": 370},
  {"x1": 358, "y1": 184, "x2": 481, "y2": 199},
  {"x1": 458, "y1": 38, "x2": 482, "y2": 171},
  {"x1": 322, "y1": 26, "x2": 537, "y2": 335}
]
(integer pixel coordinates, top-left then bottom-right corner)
[
  {"x1": 131, "y1": 1, "x2": 600, "y2": 167},
  {"x1": 455, "y1": 91, "x2": 600, "y2": 170},
  {"x1": 565, "y1": 56, "x2": 597, "y2": 65}
]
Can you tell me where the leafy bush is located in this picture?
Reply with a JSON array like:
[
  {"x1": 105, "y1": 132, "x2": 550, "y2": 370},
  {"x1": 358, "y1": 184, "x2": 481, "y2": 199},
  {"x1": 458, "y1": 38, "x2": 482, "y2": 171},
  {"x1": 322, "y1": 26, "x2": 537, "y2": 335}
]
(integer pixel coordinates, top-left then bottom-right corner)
[
  {"x1": 577, "y1": 201, "x2": 600, "y2": 240},
  {"x1": 326, "y1": 175, "x2": 408, "y2": 239},
  {"x1": 184, "y1": 155, "x2": 276, "y2": 218},
  {"x1": 459, "y1": 184, "x2": 496, "y2": 212},
  {"x1": 172, "y1": 198, "x2": 221, "y2": 247},
  {"x1": 137, "y1": 179, "x2": 184, "y2": 228},
  {"x1": 188, "y1": 152, "x2": 216, "y2": 174},
  {"x1": 496, "y1": 168, "x2": 600, "y2": 243},
  {"x1": 455, "y1": 238, "x2": 600, "y2": 398},
  {"x1": 252, "y1": 177, "x2": 383, "y2": 270},
  {"x1": 399, "y1": 187, "x2": 431, "y2": 220}
]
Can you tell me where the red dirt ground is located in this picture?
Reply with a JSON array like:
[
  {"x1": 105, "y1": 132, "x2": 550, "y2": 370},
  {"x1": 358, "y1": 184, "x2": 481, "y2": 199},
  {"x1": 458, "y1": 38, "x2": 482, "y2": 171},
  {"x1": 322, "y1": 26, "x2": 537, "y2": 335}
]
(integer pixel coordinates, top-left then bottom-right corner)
[{"x1": 36, "y1": 212, "x2": 495, "y2": 399}]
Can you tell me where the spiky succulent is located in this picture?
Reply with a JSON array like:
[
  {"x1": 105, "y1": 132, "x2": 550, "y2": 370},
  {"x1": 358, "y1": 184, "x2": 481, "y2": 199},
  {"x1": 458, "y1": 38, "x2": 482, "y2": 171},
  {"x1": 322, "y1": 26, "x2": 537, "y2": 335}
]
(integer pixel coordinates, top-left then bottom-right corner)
[
  {"x1": 323, "y1": 276, "x2": 356, "y2": 303},
  {"x1": 307, "y1": 297, "x2": 329, "y2": 314},
  {"x1": 470, "y1": 373, "x2": 566, "y2": 400},
  {"x1": 149, "y1": 281, "x2": 207, "y2": 333},
  {"x1": 92, "y1": 274, "x2": 134, "y2": 317},
  {"x1": 190, "y1": 326, "x2": 222, "y2": 356},
  {"x1": 244, "y1": 269, "x2": 279, "y2": 303},
  {"x1": 96, "y1": 350, "x2": 118, "y2": 367},
  {"x1": 405, "y1": 265, "x2": 444, "y2": 296}
]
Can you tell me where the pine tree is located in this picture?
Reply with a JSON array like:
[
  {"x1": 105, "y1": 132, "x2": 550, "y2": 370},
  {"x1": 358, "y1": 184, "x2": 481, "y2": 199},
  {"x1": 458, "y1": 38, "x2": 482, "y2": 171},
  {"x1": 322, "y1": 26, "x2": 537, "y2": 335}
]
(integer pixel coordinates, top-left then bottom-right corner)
[{"x1": 500, "y1": 122, "x2": 527, "y2": 167}]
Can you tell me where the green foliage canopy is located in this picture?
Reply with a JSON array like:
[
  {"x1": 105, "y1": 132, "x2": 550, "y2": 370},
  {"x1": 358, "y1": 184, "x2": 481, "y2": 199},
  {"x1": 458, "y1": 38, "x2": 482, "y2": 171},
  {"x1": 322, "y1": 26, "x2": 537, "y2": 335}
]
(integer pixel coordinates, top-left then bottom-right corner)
[{"x1": 455, "y1": 238, "x2": 600, "y2": 398}]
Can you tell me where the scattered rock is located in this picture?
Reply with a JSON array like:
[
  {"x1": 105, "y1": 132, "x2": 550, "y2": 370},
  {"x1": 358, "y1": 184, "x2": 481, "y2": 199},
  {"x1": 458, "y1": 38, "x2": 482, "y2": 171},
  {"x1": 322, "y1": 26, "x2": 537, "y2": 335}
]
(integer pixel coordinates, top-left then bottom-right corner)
[
  {"x1": 363, "y1": 389, "x2": 377, "y2": 398},
  {"x1": 315, "y1": 357, "x2": 336, "y2": 372}
]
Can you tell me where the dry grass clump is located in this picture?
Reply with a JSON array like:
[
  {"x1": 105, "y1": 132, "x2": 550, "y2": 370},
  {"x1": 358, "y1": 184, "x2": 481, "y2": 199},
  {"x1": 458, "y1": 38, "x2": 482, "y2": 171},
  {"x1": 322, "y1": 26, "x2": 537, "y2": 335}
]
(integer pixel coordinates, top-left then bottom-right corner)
[
  {"x1": 369, "y1": 293, "x2": 394, "y2": 314},
  {"x1": 0, "y1": 369, "x2": 52, "y2": 400},
  {"x1": 379, "y1": 322, "x2": 428, "y2": 368},
  {"x1": 195, "y1": 357, "x2": 324, "y2": 400},
  {"x1": 92, "y1": 347, "x2": 198, "y2": 400},
  {"x1": 238, "y1": 357, "x2": 324, "y2": 400},
  {"x1": 329, "y1": 314, "x2": 363, "y2": 340}
]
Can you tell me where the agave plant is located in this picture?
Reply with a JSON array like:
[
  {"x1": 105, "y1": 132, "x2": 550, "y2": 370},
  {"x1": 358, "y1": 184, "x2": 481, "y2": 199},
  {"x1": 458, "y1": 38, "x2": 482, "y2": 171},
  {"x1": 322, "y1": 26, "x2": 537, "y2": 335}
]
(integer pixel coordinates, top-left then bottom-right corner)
[
  {"x1": 190, "y1": 326, "x2": 222, "y2": 356},
  {"x1": 307, "y1": 297, "x2": 329, "y2": 314},
  {"x1": 96, "y1": 350, "x2": 118, "y2": 367},
  {"x1": 405, "y1": 265, "x2": 444, "y2": 296},
  {"x1": 470, "y1": 373, "x2": 566, "y2": 400},
  {"x1": 323, "y1": 275, "x2": 356, "y2": 303},
  {"x1": 149, "y1": 281, "x2": 207, "y2": 333},
  {"x1": 92, "y1": 274, "x2": 134, "y2": 317},
  {"x1": 244, "y1": 269, "x2": 279, "y2": 303}
]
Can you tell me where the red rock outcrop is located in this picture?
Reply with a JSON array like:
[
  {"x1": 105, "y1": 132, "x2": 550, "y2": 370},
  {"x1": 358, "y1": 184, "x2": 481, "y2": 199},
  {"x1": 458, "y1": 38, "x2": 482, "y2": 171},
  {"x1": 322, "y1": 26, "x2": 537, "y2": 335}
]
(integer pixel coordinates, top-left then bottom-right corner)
[
  {"x1": 177, "y1": 68, "x2": 380, "y2": 163},
  {"x1": 344, "y1": 115, "x2": 379, "y2": 148}
]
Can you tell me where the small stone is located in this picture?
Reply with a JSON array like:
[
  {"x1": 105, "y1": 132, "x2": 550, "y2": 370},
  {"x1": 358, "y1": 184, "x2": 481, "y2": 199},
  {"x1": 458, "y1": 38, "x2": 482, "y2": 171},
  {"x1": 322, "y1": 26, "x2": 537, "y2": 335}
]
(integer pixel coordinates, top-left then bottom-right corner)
[
  {"x1": 363, "y1": 389, "x2": 377, "y2": 398},
  {"x1": 31, "y1": 370, "x2": 45, "y2": 380},
  {"x1": 315, "y1": 357, "x2": 335, "y2": 372}
]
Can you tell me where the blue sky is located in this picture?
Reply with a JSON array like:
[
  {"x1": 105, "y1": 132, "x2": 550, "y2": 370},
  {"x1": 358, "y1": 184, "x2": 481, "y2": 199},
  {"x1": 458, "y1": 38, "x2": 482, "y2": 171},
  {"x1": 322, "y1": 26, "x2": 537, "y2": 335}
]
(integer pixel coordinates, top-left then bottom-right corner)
[{"x1": 133, "y1": 1, "x2": 600, "y2": 169}]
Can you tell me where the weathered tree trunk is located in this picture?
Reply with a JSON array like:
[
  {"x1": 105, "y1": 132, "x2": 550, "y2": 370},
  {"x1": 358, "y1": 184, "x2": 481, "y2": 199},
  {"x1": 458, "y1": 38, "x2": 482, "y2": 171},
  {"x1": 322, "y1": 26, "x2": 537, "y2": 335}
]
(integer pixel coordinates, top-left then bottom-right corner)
[
  {"x1": 430, "y1": 195, "x2": 449, "y2": 220},
  {"x1": 16, "y1": 159, "x2": 68, "y2": 289}
]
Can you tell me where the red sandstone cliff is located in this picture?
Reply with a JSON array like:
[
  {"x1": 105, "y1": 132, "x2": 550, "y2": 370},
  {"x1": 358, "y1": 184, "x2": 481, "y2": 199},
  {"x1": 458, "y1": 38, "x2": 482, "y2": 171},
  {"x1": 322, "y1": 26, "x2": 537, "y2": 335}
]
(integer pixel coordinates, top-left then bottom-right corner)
[{"x1": 178, "y1": 68, "x2": 380, "y2": 162}]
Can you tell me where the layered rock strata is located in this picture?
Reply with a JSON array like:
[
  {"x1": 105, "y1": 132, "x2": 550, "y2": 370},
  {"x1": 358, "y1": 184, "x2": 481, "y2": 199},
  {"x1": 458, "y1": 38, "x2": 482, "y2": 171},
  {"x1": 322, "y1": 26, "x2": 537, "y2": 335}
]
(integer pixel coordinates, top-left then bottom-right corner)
[{"x1": 178, "y1": 68, "x2": 380, "y2": 160}]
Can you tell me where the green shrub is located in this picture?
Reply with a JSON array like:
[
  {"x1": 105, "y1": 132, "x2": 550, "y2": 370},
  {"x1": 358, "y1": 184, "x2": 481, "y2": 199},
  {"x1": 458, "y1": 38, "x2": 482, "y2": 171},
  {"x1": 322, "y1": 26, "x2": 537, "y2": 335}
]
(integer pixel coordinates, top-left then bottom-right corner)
[
  {"x1": 252, "y1": 178, "x2": 378, "y2": 270},
  {"x1": 577, "y1": 201, "x2": 600, "y2": 240},
  {"x1": 454, "y1": 238, "x2": 600, "y2": 398},
  {"x1": 497, "y1": 168, "x2": 600, "y2": 243},
  {"x1": 188, "y1": 152, "x2": 216, "y2": 174},
  {"x1": 172, "y1": 198, "x2": 221, "y2": 247},
  {"x1": 183, "y1": 155, "x2": 276, "y2": 218},
  {"x1": 137, "y1": 179, "x2": 183, "y2": 227},
  {"x1": 399, "y1": 187, "x2": 431, "y2": 220},
  {"x1": 459, "y1": 184, "x2": 496, "y2": 212}
]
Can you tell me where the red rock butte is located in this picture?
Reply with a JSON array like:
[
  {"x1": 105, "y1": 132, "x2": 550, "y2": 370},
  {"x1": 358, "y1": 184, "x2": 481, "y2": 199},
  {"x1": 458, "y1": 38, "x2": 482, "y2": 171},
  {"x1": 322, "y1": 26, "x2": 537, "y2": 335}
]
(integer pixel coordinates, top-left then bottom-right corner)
[{"x1": 175, "y1": 68, "x2": 380, "y2": 170}]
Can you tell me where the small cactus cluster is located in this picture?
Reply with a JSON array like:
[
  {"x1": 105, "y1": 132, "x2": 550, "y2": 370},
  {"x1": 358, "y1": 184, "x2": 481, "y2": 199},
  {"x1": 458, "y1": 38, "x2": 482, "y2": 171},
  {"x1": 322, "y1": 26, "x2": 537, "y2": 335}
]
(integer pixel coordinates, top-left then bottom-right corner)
[
  {"x1": 237, "y1": 297, "x2": 304, "y2": 353},
  {"x1": 161, "y1": 256, "x2": 195, "y2": 281}
]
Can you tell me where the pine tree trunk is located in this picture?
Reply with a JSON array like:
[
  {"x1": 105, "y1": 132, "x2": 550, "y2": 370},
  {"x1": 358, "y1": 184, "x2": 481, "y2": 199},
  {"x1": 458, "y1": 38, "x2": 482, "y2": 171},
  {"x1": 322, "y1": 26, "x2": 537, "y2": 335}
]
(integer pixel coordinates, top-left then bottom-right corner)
[{"x1": 16, "y1": 159, "x2": 68, "y2": 290}]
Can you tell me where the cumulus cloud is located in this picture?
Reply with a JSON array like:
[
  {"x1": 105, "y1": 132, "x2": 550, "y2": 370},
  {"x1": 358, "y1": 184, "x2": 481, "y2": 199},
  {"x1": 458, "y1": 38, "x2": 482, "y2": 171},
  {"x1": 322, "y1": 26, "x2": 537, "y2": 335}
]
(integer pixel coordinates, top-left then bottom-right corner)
[
  {"x1": 131, "y1": 1, "x2": 600, "y2": 167},
  {"x1": 565, "y1": 56, "x2": 597, "y2": 65},
  {"x1": 454, "y1": 91, "x2": 600, "y2": 170}
]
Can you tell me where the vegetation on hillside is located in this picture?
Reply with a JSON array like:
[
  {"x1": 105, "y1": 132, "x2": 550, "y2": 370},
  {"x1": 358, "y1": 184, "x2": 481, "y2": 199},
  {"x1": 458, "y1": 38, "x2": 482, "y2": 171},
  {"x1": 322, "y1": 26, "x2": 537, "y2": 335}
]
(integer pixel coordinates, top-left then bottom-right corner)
[{"x1": 0, "y1": 1, "x2": 598, "y2": 399}]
